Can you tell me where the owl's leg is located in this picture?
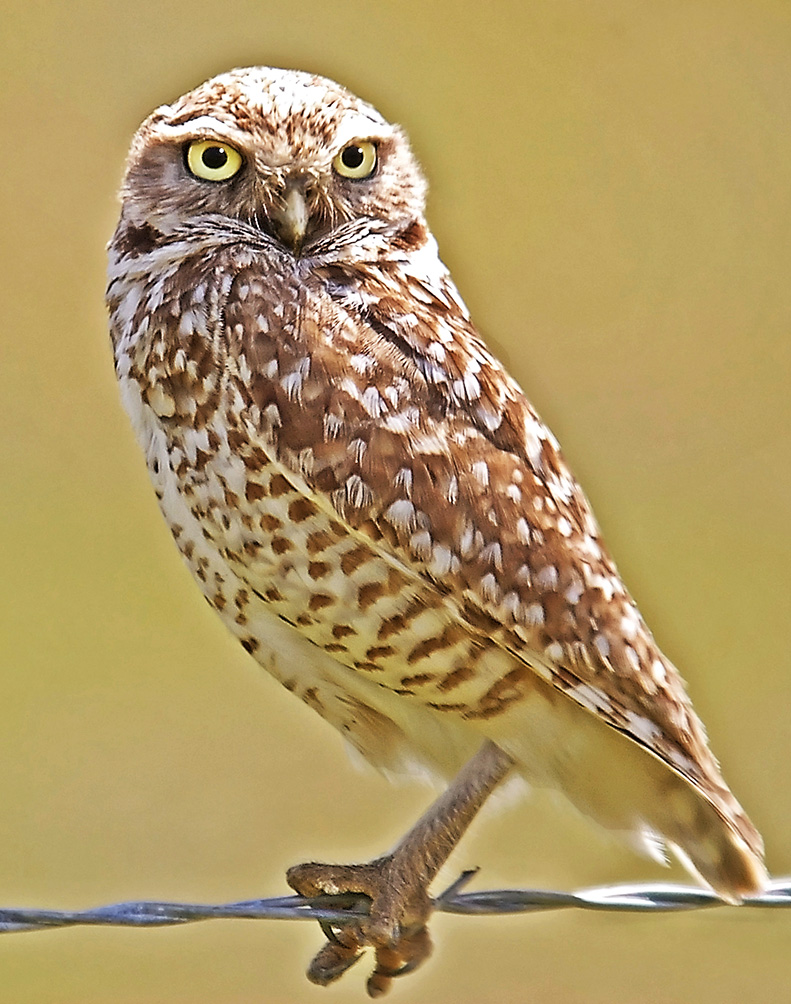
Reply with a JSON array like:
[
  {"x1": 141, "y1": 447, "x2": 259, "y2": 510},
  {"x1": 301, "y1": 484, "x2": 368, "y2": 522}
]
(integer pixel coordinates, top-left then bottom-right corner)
[{"x1": 287, "y1": 739, "x2": 513, "y2": 996}]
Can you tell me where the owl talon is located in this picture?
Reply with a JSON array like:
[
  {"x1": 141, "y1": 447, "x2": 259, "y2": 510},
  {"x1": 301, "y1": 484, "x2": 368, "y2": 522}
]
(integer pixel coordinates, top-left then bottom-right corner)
[
  {"x1": 305, "y1": 938, "x2": 365, "y2": 986},
  {"x1": 288, "y1": 857, "x2": 434, "y2": 995}
]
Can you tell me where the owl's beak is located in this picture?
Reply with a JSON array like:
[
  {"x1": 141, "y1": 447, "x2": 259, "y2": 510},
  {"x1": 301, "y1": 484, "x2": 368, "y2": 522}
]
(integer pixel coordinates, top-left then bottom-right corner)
[{"x1": 270, "y1": 179, "x2": 309, "y2": 255}]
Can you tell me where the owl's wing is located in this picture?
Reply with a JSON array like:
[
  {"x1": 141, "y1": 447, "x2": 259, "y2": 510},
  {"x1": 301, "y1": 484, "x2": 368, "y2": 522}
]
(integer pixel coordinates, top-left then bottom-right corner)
[{"x1": 220, "y1": 235, "x2": 761, "y2": 867}]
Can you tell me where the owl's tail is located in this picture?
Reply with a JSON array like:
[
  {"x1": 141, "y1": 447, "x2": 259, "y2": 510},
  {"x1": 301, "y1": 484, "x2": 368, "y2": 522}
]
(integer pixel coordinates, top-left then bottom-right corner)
[
  {"x1": 629, "y1": 762, "x2": 767, "y2": 903},
  {"x1": 479, "y1": 676, "x2": 767, "y2": 902}
]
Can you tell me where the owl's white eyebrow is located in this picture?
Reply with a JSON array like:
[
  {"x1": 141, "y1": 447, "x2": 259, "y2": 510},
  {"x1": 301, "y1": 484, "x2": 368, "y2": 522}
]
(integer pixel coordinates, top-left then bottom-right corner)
[
  {"x1": 157, "y1": 115, "x2": 241, "y2": 141},
  {"x1": 334, "y1": 118, "x2": 391, "y2": 150}
]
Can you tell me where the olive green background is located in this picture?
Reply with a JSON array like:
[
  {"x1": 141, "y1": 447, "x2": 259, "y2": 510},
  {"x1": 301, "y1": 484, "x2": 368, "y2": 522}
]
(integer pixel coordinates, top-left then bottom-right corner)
[{"x1": 2, "y1": 1, "x2": 789, "y2": 1001}]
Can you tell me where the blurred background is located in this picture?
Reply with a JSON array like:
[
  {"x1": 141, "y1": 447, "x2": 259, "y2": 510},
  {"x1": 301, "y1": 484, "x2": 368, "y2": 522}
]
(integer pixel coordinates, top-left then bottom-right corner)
[{"x1": 1, "y1": 1, "x2": 789, "y2": 1001}]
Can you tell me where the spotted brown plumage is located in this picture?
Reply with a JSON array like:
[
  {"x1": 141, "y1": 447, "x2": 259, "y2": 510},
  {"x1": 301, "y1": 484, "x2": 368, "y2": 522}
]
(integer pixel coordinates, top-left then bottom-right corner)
[{"x1": 108, "y1": 67, "x2": 766, "y2": 993}]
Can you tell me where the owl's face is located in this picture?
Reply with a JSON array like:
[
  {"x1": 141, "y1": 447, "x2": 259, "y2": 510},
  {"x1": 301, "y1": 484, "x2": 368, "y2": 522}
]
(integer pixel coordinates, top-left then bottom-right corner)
[{"x1": 119, "y1": 67, "x2": 427, "y2": 253}]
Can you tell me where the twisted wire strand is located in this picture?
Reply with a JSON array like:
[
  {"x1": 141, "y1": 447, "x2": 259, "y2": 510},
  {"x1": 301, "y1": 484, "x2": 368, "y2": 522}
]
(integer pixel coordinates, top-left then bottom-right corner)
[{"x1": 1, "y1": 873, "x2": 788, "y2": 935}]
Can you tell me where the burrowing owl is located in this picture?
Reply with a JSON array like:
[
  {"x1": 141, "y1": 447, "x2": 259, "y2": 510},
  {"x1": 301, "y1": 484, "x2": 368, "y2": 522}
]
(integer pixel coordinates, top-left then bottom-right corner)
[{"x1": 108, "y1": 67, "x2": 766, "y2": 995}]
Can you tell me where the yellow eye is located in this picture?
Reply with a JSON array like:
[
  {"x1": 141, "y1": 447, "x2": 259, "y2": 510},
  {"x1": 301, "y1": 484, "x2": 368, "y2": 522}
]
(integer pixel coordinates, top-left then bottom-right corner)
[
  {"x1": 186, "y1": 140, "x2": 243, "y2": 181},
  {"x1": 332, "y1": 141, "x2": 377, "y2": 179}
]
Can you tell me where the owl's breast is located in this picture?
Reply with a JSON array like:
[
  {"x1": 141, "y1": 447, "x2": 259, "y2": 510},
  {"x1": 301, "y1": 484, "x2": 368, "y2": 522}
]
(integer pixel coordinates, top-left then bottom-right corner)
[{"x1": 111, "y1": 236, "x2": 553, "y2": 716}]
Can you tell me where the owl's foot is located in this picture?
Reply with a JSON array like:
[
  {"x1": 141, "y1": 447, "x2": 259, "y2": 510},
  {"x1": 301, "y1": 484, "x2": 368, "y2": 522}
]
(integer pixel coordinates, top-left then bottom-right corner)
[
  {"x1": 286, "y1": 740, "x2": 513, "y2": 996},
  {"x1": 287, "y1": 856, "x2": 433, "y2": 997}
]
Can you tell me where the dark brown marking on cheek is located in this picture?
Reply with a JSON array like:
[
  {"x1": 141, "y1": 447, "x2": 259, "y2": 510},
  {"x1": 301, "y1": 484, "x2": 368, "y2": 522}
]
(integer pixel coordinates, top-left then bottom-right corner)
[
  {"x1": 115, "y1": 221, "x2": 165, "y2": 257},
  {"x1": 391, "y1": 219, "x2": 428, "y2": 251}
]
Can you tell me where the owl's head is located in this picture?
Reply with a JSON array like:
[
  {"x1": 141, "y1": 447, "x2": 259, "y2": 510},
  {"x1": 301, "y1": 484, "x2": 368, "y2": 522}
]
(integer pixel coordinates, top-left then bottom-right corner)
[{"x1": 119, "y1": 67, "x2": 428, "y2": 253}]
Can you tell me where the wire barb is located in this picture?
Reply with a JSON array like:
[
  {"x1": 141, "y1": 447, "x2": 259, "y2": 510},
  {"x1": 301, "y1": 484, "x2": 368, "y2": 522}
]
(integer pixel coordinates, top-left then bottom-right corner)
[{"x1": 0, "y1": 876, "x2": 788, "y2": 935}]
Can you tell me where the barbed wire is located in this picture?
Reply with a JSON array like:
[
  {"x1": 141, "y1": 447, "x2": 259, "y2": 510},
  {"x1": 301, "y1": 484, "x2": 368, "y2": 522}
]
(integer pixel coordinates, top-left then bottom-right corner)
[{"x1": 1, "y1": 872, "x2": 789, "y2": 936}]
